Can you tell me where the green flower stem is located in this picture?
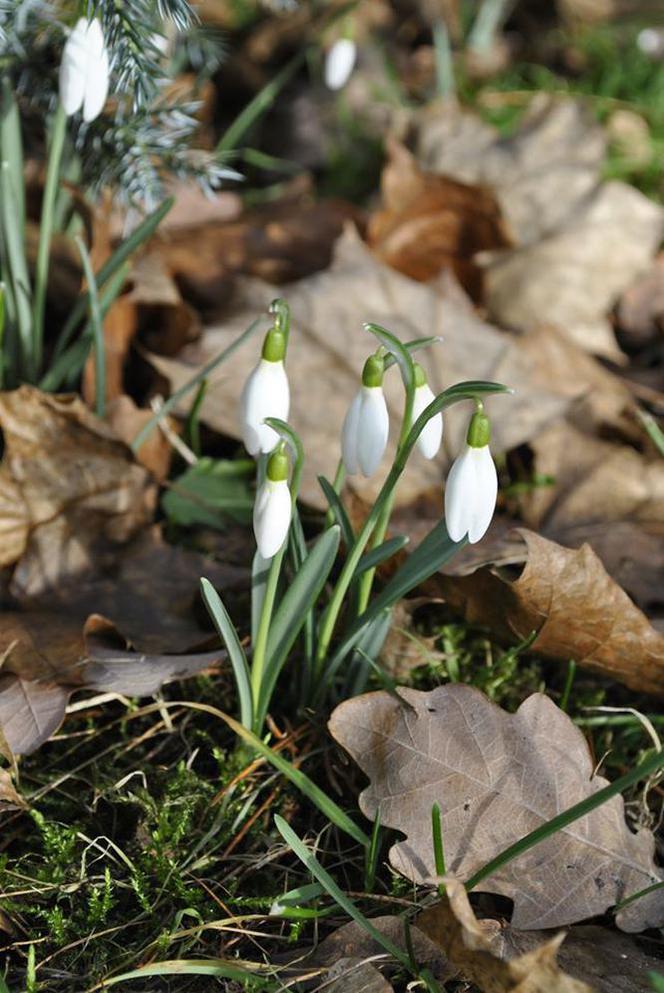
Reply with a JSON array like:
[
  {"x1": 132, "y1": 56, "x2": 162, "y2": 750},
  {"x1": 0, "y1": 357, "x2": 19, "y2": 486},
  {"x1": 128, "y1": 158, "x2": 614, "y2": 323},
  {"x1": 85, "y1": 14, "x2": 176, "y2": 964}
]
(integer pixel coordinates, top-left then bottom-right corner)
[
  {"x1": 315, "y1": 380, "x2": 511, "y2": 669},
  {"x1": 32, "y1": 101, "x2": 67, "y2": 373},
  {"x1": 250, "y1": 543, "x2": 286, "y2": 729},
  {"x1": 355, "y1": 379, "x2": 415, "y2": 614}
]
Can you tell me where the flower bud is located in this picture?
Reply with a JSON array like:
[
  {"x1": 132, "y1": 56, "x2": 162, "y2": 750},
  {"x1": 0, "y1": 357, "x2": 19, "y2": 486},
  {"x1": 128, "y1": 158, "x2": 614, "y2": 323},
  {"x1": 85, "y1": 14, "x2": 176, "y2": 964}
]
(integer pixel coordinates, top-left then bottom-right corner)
[
  {"x1": 253, "y1": 448, "x2": 292, "y2": 559},
  {"x1": 240, "y1": 328, "x2": 290, "y2": 456},
  {"x1": 59, "y1": 18, "x2": 110, "y2": 123},
  {"x1": 325, "y1": 38, "x2": 357, "y2": 90},
  {"x1": 444, "y1": 406, "x2": 497, "y2": 544},
  {"x1": 342, "y1": 356, "x2": 389, "y2": 477},
  {"x1": 412, "y1": 364, "x2": 442, "y2": 460}
]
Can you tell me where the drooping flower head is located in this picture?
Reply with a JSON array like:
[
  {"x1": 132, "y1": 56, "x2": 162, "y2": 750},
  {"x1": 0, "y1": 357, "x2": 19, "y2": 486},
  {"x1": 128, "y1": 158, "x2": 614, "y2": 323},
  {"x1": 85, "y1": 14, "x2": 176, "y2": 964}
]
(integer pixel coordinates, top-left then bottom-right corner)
[
  {"x1": 325, "y1": 37, "x2": 357, "y2": 90},
  {"x1": 444, "y1": 403, "x2": 497, "y2": 544},
  {"x1": 253, "y1": 445, "x2": 292, "y2": 559},
  {"x1": 412, "y1": 363, "x2": 443, "y2": 460},
  {"x1": 342, "y1": 352, "x2": 389, "y2": 478},
  {"x1": 59, "y1": 17, "x2": 110, "y2": 123},
  {"x1": 240, "y1": 325, "x2": 290, "y2": 457}
]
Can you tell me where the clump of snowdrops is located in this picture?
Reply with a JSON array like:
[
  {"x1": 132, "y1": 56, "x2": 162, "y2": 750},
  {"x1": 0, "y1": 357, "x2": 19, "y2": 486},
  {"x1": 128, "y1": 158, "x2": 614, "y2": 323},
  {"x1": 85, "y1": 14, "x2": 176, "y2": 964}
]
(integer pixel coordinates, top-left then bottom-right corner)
[{"x1": 202, "y1": 300, "x2": 512, "y2": 735}]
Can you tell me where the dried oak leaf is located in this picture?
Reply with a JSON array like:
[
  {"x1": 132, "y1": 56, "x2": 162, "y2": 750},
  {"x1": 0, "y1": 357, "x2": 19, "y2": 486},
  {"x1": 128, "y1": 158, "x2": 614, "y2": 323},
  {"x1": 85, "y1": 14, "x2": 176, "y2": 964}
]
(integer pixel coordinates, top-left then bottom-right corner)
[
  {"x1": 328, "y1": 684, "x2": 664, "y2": 931},
  {"x1": 367, "y1": 139, "x2": 511, "y2": 299},
  {"x1": 148, "y1": 227, "x2": 569, "y2": 510},
  {"x1": 0, "y1": 769, "x2": 27, "y2": 812},
  {"x1": 494, "y1": 923, "x2": 664, "y2": 993},
  {"x1": 323, "y1": 960, "x2": 394, "y2": 993},
  {"x1": 414, "y1": 95, "x2": 606, "y2": 247},
  {"x1": 418, "y1": 879, "x2": 594, "y2": 992},
  {"x1": 413, "y1": 96, "x2": 664, "y2": 359},
  {"x1": 0, "y1": 615, "x2": 224, "y2": 755},
  {"x1": 436, "y1": 529, "x2": 664, "y2": 695},
  {"x1": 513, "y1": 423, "x2": 664, "y2": 615},
  {"x1": 0, "y1": 387, "x2": 156, "y2": 597}
]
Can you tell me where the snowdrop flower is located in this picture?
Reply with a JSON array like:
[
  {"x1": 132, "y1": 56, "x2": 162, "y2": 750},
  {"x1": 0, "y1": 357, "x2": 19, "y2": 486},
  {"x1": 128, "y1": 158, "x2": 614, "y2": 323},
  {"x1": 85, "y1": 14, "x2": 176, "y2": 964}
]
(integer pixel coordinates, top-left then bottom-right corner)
[
  {"x1": 342, "y1": 354, "x2": 389, "y2": 478},
  {"x1": 253, "y1": 447, "x2": 292, "y2": 559},
  {"x1": 412, "y1": 364, "x2": 443, "y2": 460},
  {"x1": 240, "y1": 327, "x2": 290, "y2": 456},
  {"x1": 444, "y1": 405, "x2": 497, "y2": 544},
  {"x1": 59, "y1": 18, "x2": 110, "y2": 123},
  {"x1": 325, "y1": 38, "x2": 357, "y2": 90}
]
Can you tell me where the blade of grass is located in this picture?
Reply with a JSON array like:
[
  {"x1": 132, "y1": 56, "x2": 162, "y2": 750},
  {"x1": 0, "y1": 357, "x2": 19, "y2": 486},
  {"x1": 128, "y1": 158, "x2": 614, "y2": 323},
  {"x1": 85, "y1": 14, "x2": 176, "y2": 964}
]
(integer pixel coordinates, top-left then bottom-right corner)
[
  {"x1": 223, "y1": 714, "x2": 368, "y2": 847},
  {"x1": 466, "y1": 745, "x2": 664, "y2": 892},
  {"x1": 32, "y1": 103, "x2": 67, "y2": 370},
  {"x1": 200, "y1": 578, "x2": 253, "y2": 731},
  {"x1": 131, "y1": 318, "x2": 261, "y2": 451},
  {"x1": 275, "y1": 815, "x2": 409, "y2": 967},
  {"x1": 217, "y1": 51, "x2": 305, "y2": 154},
  {"x1": 74, "y1": 235, "x2": 105, "y2": 417},
  {"x1": 54, "y1": 197, "x2": 174, "y2": 360},
  {"x1": 105, "y1": 959, "x2": 278, "y2": 988}
]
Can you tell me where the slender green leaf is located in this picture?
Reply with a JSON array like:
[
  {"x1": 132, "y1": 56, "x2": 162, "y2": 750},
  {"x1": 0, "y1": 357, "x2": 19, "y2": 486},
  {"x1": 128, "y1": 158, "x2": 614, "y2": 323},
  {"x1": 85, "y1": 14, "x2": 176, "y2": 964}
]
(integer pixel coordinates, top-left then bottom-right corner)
[
  {"x1": 1, "y1": 79, "x2": 25, "y2": 228},
  {"x1": 162, "y1": 458, "x2": 254, "y2": 529},
  {"x1": 0, "y1": 156, "x2": 32, "y2": 378},
  {"x1": 220, "y1": 712, "x2": 369, "y2": 846},
  {"x1": 200, "y1": 578, "x2": 253, "y2": 730},
  {"x1": 74, "y1": 235, "x2": 105, "y2": 417},
  {"x1": 355, "y1": 535, "x2": 409, "y2": 577},
  {"x1": 275, "y1": 815, "x2": 409, "y2": 966},
  {"x1": 256, "y1": 526, "x2": 341, "y2": 730},
  {"x1": 33, "y1": 103, "x2": 67, "y2": 370},
  {"x1": 466, "y1": 745, "x2": 664, "y2": 892},
  {"x1": 384, "y1": 335, "x2": 441, "y2": 371},
  {"x1": 217, "y1": 52, "x2": 305, "y2": 154},
  {"x1": 318, "y1": 475, "x2": 355, "y2": 546},
  {"x1": 346, "y1": 609, "x2": 394, "y2": 698},
  {"x1": 324, "y1": 523, "x2": 463, "y2": 689},
  {"x1": 132, "y1": 318, "x2": 261, "y2": 451},
  {"x1": 40, "y1": 263, "x2": 129, "y2": 392},
  {"x1": 54, "y1": 197, "x2": 174, "y2": 359},
  {"x1": 106, "y1": 959, "x2": 277, "y2": 988}
]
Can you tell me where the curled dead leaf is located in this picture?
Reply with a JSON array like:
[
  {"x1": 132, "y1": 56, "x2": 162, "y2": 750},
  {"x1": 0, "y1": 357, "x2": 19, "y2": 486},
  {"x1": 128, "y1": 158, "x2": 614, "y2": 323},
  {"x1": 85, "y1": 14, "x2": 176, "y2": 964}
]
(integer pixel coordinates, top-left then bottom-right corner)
[
  {"x1": 0, "y1": 768, "x2": 27, "y2": 812},
  {"x1": 436, "y1": 529, "x2": 664, "y2": 696},
  {"x1": 368, "y1": 139, "x2": 511, "y2": 298},
  {"x1": 418, "y1": 879, "x2": 594, "y2": 993},
  {"x1": 0, "y1": 387, "x2": 156, "y2": 597},
  {"x1": 329, "y1": 684, "x2": 664, "y2": 931}
]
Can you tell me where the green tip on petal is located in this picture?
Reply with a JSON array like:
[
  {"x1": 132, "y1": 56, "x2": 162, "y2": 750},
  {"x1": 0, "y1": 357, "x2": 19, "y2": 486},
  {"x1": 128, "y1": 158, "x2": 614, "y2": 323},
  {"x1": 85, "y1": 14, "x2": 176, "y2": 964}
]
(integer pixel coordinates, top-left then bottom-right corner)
[
  {"x1": 266, "y1": 447, "x2": 289, "y2": 482},
  {"x1": 262, "y1": 327, "x2": 287, "y2": 363},
  {"x1": 362, "y1": 354, "x2": 385, "y2": 388},
  {"x1": 467, "y1": 410, "x2": 491, "y2": 448},
  {"x1": 414, "y1": 363, "x2": 427, "y2": 388}
]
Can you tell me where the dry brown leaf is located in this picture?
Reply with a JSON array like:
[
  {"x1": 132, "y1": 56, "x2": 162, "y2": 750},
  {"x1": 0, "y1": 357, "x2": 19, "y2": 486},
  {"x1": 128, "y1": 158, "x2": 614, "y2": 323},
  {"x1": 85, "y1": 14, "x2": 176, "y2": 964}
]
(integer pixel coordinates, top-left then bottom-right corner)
[
  {"x1": 494, "y1": 924, "x2": 664, "y2": 993},
  {"x1": 482, "y1": 180, "x2": 664, "y2": 360},
  {"x1": 617, "y1": 253, "x2": 664, "y2": 349},
  {"x1": 418, "y1": 879, "x2": 594, "y2": 993},
  {"x1": 412, "y1": 96, "x2": 664, "y2": 358},
  {"x1": 0, "y1": 387, "x2": 156, "y2": 596},
  {"x1": 329, "y1": 684, "x2": 664, "y2": 931},
  {"x1": 148, "y1": 228, "x2": 570, "y2": 510},
  {"x1": 414, "y1": 96, "x2": 606, "y2": 246},
  {"x1": 0, "y1": 768, "x2": 27, "y2": 811},
  {"x1": 106, "y1": 396, "x2": 174, "y2": 482},
  {"x1": 152, "y1": 195, "x2": 364, "y2": 312},
  {"x1": 368, "y1": 139, "x2": 511, "y2": 298},
  {"x1": 323, "y1": 960, "x2": 393, "y2": 993},
  {"x1": 436, "y1": 528, "x2": 664, "y2": 695}
]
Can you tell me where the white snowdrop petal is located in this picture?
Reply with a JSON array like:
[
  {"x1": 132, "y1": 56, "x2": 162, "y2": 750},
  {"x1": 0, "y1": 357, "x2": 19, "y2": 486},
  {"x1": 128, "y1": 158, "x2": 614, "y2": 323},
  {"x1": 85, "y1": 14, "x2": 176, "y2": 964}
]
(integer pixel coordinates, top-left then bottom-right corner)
[
  {"x1": 341, "y1": 391, "x2": 363, "y2": 475},
  {"x1": 85, "y1": 17, "x2": 106, "y2": 58},
  {"x1": 324, "y1": 38, "x2": 357, "y2": 90},
  {"x1": 83, "y1": 45, "x2": 110, "y2": 122},
  {"x1": 59, "y1": 19, "x2": 89, "y2": 115},
  {"x1": 413, "y1": 383, "x2": 442, "y2": 460},
  {"x1": 358, "y1": 386, "x2": 389, "y2": 477},
  {"x1": 444, "y1": 445, "x2": 477, "y2": 542},
  {"x1": 240, "y1": 359, "x2": 290, "y2": 456},
  {"x1": 467, "y1": 446, "x2": 497, "y2": 544},
  {"x1": 253, "y1": 479, "x2": 292, "y2": 559}
]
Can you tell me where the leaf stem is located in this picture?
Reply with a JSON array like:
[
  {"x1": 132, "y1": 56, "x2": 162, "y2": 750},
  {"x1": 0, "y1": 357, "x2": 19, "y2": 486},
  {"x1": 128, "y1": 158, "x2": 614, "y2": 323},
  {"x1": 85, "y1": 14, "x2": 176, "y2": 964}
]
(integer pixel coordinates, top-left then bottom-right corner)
[{"x1": 33, "y1": 102, "x2": 67, "y2": 373}]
